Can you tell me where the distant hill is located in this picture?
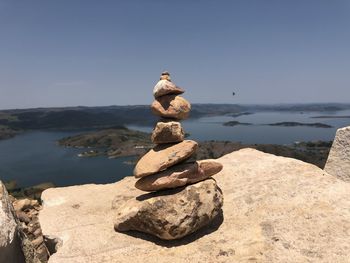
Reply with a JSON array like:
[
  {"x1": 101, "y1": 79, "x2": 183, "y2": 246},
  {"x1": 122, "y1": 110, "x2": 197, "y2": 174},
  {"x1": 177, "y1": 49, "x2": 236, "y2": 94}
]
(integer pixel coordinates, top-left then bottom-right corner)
[{"x1": 1, "y1": 103, "x2": 350, "y2": 133}]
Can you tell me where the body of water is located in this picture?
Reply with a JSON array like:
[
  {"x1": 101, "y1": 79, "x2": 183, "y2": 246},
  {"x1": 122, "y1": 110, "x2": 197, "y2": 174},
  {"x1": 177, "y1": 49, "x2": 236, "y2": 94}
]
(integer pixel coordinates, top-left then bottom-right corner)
[
  {"x1": 1, "y1": 110, "x2": 350, "y2": 188},
  {"x1": 0, "y1": 131, "x2": 134, "y2": 188},
  {"x1": 129, "y1": 110, "x2": 350, "y2": 144}
]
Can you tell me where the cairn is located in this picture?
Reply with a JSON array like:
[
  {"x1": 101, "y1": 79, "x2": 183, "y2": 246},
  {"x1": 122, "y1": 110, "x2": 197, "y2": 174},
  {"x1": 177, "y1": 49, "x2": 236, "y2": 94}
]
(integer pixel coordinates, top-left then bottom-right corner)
[{"x1": 114, "y1": 72, "x2": 224, "y2": 240}]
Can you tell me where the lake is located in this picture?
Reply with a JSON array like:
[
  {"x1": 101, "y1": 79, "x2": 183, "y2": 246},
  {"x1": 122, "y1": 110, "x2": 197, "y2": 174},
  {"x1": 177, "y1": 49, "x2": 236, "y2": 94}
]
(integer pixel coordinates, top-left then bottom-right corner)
[
  {"x1": 0, "y1": 131, "x2": 134, "y2": 188},
  {"x1": 1, "y1": 110, "x2": 350, "y2": 188},
  {"x1": 129, "y1": 110, "x2": 350, "y2": 144}
]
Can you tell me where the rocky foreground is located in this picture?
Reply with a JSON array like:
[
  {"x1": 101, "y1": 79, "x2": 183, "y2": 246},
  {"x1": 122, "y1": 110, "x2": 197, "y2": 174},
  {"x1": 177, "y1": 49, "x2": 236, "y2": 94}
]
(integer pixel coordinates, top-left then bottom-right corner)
[{"x1": 38, "y1": 148, "x2": 350, "y2": 263}]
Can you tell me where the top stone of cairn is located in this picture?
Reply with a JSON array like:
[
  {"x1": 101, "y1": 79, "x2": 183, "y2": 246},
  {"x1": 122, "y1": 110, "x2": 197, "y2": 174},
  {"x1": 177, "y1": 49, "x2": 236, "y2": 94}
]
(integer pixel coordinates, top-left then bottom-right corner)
[{"x1": 153, "y1": 71, "x2": 184, "y2": 98}]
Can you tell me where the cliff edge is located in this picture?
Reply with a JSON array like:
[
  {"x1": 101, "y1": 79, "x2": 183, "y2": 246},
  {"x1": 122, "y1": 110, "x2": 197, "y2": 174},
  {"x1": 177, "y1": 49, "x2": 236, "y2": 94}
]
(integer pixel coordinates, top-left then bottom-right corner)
[{"x1": 39, "y1": 148, "x2": 350, "y2": 263}]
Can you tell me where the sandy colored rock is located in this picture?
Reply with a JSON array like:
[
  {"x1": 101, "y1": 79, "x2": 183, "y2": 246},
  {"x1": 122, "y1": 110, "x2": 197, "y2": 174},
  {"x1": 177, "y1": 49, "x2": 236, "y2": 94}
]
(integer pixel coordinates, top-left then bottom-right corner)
[
  {"x1": 13, "y1": 198, "x2": 39, "y2": 212},
  {"x1": 134, "y1": 140, "x2": 198, "y2": 178},
  {"x1": 153, "y1": 79, "x2": 184, "y2": 98},
  {"x1": 135, "y1": 160, "x2": 223, "y2": 191},
  {"x1": 151, "y1": 95, "x2": 191, "y2": 120},
  {"x1": 151, "y1": 121, "x2": 184, "y2": 144},
  {"x1": 325, "y1": 126, "x2": 350, "y2": 182},
  {"x1": 39, "y1": 149, "x2": 350, "y2": 263},
  {"x1": 114, "y1": 179, "x2": 223, "y2": 240}
]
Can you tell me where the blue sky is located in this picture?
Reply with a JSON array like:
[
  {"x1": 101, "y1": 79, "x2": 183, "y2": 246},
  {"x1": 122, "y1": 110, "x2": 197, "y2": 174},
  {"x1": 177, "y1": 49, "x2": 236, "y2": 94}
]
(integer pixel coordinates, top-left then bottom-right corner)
[{"x1": 1, "y1": 0, "x2": 350, "y2": 109}]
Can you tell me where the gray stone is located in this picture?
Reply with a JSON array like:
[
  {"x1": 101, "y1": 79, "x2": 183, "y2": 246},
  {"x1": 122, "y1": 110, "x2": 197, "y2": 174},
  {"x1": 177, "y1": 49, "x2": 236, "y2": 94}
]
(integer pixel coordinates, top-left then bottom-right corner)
[
  {"x1": 325, "y1": 126, "x2": 350, "y2": 181},
  {"x1": 151, "y1": 121, "x2": 184, "y2": 144},
  {"x1": 0, "y1": 181, "x2": 25, "y2": 263},
  {"x1": 114, "y1": 179, "x2": 223, "y2": 240}
]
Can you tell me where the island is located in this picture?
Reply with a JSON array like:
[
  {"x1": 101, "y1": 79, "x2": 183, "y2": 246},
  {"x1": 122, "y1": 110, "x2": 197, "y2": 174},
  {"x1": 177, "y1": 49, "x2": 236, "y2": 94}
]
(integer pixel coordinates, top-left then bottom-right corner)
[
  {"x1": 267, "y1": 122, "x2": 333, "y2": 128},
  {"x1": 311, "y1": 115, "x2": 350, "y2": 119},
  {"x1": 58, "y1": 127, "x2": 153, "y2": 158},
  {"x1": 223, "y1": 121, "x2": 252, "y2": 126}
]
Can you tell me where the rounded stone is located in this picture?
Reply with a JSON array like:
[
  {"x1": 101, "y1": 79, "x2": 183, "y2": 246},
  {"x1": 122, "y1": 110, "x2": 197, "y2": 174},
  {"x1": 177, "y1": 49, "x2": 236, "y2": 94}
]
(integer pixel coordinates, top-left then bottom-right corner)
[
  {"x1": 114, "y1": 179, "x2": 223, "y2": 240},
  {"x1": 151, "y1": 95, "x2": 191, "y2": 120}
]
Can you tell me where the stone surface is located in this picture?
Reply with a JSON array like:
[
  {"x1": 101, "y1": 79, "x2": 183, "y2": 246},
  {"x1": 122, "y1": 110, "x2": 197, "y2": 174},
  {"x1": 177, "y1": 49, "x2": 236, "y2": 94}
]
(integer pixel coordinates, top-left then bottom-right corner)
[
  {"x1": 134, "y1": 140, "x2": 198, "y2": 178},
  {"x1": 135, "y1": 160, "x2": 223, "y2": 191},
  {"x1": 114, "y1": 179, "x2": 223, "y2": 240},
  {"x1": 151, "y1": 95, "x2": 191, "y2": 120},
  {"x1": 0, "y1": 181, "x2": 25, "y2": 263},
  {"x1": 13, "y1": 199, "x2": 39, "y2": 212},
  {"x1": 151, "y1": 121, "x2": 185, "y2": 144},
  {"x1": 324, "y1": 126, "x2": 350, "y2": 182},
  {"x1": 39, "y1": 149, "x2": 350, "y2": 262},
  {"x1": 153, "y1": 79, "x2": 184, "y2": 98}
]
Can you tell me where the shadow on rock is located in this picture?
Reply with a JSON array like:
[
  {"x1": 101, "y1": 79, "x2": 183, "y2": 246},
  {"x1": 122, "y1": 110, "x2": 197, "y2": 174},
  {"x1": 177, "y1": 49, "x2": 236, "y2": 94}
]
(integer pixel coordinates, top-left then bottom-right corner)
[{"x1": 136, "y1": 185, "x2": 187, "y2": 201}]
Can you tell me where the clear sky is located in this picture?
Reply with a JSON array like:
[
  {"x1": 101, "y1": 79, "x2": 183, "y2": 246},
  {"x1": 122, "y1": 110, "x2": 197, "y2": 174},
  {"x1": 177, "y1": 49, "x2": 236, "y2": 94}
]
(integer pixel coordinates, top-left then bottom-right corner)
[{"x1": 1, "y1": 0, "x2": 350, "y2": 109}]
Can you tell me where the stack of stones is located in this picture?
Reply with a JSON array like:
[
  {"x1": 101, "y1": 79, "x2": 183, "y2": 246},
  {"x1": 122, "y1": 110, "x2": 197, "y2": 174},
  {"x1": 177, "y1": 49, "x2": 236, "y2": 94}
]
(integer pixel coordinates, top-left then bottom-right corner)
[
  {"x1": 134, "y1": 72, "x2": 223, "y2": 191},
  {"x1": 114, "y1": 72, "x2": 224, "y2": 240}
]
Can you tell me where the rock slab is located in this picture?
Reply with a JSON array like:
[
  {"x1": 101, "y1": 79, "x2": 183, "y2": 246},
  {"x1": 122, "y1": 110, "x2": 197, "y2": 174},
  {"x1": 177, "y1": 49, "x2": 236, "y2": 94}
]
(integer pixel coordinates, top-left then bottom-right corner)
[
  {"x1": 151, "y1": 121, "x2": 185, "y2": 144},
  {"x1": 135, "y1": 160, "x2": 223, "y2": 191},
  {"x1": 134, "y1": 140, "x2": 198, "y2": 178},
  {"x1": 0, "y1": 181, "x2": 25, "y2": 263},
  {"x1": 39, "y1": 149, "x2": 350, "y2": 263},
  {"x1": 324, "y1": 126, "x2": 350, "y2": 182},
  {"x1": 151, "y1": 95, "x2": 191, "y2": 120},
  {"x1": 114, "y1": 179, "x2": 223, "y2": 240}
]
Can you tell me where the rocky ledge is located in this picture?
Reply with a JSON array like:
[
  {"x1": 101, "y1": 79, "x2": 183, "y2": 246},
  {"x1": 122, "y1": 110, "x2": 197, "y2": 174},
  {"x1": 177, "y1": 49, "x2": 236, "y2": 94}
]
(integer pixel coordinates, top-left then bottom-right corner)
[{"x1": 39, "y1": 148, "x2": 350, "y2": 263}]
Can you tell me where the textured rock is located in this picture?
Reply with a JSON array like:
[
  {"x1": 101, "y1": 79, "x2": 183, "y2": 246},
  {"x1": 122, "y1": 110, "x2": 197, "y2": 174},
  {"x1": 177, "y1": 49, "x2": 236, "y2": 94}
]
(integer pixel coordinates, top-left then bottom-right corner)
[
  {"x1": 13, "y1": 199, "x2": 39, "y2": 212},
  {"x1": 39, "y1": 149, "x2": 350, "y2": 263},
  {"x1": 135, "y1": 160, "x2": 223, "y2": 191},
  {"x1": 134, "y1": 140, "x2": 198, "y2": 178},
  {"x1": 151, "y1": 95, "x2": 191, "y2": 120},
  {"x1": 324, "y1": 126, "x2": 350, "y2": 181},
  {"x1": 151, "y1": 121, "x2": 185, "y2": 144},
  {"x1": 0, "y1": 181, "x2": 25, "y2": 263},
  {"x1": 153, "y1": 79, "x2": 184, "y2": 98},
  {"x1": 114, "y1": 179, "x2": 223, "y2": 240}
]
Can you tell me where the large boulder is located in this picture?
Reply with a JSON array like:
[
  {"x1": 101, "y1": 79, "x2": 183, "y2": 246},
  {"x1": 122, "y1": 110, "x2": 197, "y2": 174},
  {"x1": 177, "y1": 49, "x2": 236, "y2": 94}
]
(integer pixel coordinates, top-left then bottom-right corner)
[
  {"x1": 151, "y1": 95, "x2": 191, "y2": 120},
  {"x1": 324, "y1": 126, "x2": 350, "y2": 181},
  {"x1": 151, "y1": 121, "x2": 184, "y2": 144},
  {"x1": 114, "y1": 179, "x2": 223, "y2": 240},
  {"x1": 134, "y1": 140, "x2": 198, "y2": 178},
  {"x1": 39, "y1": 149, "x2": 350, "y2": 262},
  {"x1": 135, "y1": 160, "x2": 223, "y2": 191},
  {"x1": 0, "y1": 181, "x2": 25, "y2": 263},
  {"x1": 153, "y1": 79, "x2": 184, "y2": 98}
]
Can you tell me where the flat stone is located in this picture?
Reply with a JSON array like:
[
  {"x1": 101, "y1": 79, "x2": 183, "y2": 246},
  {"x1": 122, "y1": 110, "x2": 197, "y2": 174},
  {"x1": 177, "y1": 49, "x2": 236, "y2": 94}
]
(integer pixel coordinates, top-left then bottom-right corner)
[
  {"x1": 114, "y1": 179, "x2": 223, "y2": 240},
  {"x1": 151, "y1": 95, "x2": 191, "y2": 120},
  {"x1": 325, "y1": 126, "x2": 350, "y2": 181},
  {"x1": 153, "y1": 79, "x2": 184, "y2": 98},
  {"x1": 151, "y1": 121, "x2": 184, "y2": 144},
  {"x1": 135, "y1": 160, "x2": 223, "y2": 191},
  {"x1": 134, "y1": 140, "x2": 198, "y2": 178}
]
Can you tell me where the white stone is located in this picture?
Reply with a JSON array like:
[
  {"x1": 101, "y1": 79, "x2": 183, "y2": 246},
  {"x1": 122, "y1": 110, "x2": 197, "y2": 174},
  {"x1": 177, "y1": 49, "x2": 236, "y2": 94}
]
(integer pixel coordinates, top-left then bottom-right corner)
[
  {"x1": 325, "y1": 126, "x2": 350, "y2": 181},
  {"x1": 0, "y1": 181, "x2": 25, "y2": 263}
]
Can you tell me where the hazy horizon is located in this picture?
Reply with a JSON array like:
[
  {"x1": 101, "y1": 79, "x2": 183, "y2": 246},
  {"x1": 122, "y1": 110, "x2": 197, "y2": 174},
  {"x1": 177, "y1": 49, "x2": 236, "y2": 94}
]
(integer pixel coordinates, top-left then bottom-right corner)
[
  {"x1": 1, "y1": 0, "x2": 350, "y2": 109},
  {"x1": 3, "y1": 101, "x2": 350, "y2": 112}
]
